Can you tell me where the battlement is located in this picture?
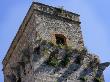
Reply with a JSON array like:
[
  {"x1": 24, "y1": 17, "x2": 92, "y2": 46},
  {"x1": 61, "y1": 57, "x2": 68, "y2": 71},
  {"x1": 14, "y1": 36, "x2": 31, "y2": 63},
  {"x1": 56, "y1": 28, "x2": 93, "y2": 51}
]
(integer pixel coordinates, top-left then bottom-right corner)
[{"x1": 32, "y1": 2, "x2": 80, "y2": 22}]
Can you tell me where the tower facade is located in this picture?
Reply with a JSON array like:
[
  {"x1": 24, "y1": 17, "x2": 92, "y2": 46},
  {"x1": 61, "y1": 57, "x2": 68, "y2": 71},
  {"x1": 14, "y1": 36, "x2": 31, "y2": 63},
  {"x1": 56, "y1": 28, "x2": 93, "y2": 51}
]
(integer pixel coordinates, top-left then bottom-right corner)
[{"x1": 2, "y1": 2, "x2": 109, "y2": 82}]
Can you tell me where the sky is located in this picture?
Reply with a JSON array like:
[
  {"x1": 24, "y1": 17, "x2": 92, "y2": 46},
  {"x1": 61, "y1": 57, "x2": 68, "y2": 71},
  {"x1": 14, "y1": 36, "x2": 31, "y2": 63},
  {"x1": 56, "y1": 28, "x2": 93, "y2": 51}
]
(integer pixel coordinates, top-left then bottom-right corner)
[{"x1": 0, "y1": 0, "x2": 110, "y2": 82}]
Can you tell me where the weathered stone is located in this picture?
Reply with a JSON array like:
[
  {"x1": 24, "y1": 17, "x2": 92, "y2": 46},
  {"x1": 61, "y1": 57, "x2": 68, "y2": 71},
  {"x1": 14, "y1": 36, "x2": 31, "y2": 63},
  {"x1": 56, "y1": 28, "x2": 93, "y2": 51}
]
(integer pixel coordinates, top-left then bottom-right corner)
[{"x1": 2, "y1": 2, "x2": 109, "y2": 82}]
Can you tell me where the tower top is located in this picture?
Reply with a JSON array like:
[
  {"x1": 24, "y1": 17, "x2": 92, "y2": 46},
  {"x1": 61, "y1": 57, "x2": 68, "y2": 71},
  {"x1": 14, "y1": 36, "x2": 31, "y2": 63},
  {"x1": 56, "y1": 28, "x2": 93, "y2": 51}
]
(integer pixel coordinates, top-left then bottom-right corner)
[
  {"x1": 2, "y1": 1, "x2": 81, "y2": 68},
  {"x1": 32, "y1": 2, "x2": 80, "y2": 22}
]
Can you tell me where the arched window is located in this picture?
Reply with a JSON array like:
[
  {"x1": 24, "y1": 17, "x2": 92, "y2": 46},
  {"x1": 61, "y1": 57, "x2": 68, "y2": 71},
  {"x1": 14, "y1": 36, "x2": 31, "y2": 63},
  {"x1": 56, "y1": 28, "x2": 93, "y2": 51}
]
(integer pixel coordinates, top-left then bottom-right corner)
[{"x1": 55, "y1": 34, "x2": 66, "y2": 45}]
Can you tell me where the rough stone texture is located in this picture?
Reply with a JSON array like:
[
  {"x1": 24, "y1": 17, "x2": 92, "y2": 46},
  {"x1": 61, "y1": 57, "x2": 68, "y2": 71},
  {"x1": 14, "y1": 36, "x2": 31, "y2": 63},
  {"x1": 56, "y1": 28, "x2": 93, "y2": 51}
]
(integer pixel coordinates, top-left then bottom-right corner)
[
  {"x1": 34, "y1": 10, "x2": 83, "y2": 48},
  {"x1": 2, "y1": 2, "x2": 109, "y2": 82},
  {"x1": 31, "y1": 41, "x2": 104, "y2": 82}
]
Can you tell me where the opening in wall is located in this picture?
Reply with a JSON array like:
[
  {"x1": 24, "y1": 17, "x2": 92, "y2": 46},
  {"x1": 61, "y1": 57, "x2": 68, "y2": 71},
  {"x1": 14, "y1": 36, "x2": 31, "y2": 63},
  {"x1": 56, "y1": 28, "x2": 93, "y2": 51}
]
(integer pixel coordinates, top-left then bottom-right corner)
[{"x1": 55, "y1": 34, "x2": 66, "y2": 45}]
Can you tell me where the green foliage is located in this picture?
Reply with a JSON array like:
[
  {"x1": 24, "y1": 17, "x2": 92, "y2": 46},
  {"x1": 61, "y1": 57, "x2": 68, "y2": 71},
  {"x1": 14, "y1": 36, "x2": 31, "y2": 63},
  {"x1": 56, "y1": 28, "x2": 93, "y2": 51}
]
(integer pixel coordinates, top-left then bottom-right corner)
[
  {"x1": 93, "y1": 68, "x2": 97, "y2": 76},
  {"x1": 56, "y1": 44, "x2": 64, "y2": 49},
  {"x1": 41, "y1": 40, "x2": 47, "y2": 45},
  {"x1": 60, "y1": 55, "x2": 70, "y2": 67},
  {"x1": 54, "y1": 81, "x2": 58, "y2": 82},
  {"x1": 46, "y1": 50, "x2": 59, "y2": 67},
  {"x1": 65, "y1": 45, "x2": 72, "y2": 51},
  {"x1": 49, "y1": 58, "x2": 59, "y2": 67},
  {"x1": 57, "y1": 6, "x2": 64, "y2": 14},
  {"x1": 46, "y1": 45, "x2": 73, "y2": 67},
  {"x1": 80, "y1": 76, "x2": 87, "y2": 82},
  {"x1": 60, "y1": 46, "x2": 72, "y2": 67},
  {"x1": 48, "y1": 41, "x2": 54, "y2": 47},
  {"x1": 40, "y1": 40, "x2": 87, "y2": 68},
  {"x1": 94, "y1": 77, "x2": 103, "y2": 82},
  {"x1": 79, "y1": 47, "x2": 87, "y2": 55}
]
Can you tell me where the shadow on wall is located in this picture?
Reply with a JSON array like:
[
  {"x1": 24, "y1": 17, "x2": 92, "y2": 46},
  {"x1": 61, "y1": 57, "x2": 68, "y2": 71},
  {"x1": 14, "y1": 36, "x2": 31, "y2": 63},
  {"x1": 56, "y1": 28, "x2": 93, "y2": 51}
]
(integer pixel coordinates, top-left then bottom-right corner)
[
  {"x1": 56, "y1": 63, "x2": 80, "y2": 82},
  {"x1": 34, "y1": 57, "x2": 81, "y2": 82}
]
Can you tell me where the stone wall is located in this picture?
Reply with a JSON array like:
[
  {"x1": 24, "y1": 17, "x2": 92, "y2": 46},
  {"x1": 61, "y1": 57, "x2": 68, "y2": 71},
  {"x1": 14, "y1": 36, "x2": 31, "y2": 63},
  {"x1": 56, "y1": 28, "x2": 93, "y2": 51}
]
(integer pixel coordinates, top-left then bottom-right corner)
[
  {"x1": 34, "y1": 10, "x2": 84, "y2": 49},
  {"x1": 33, "y1": 2, "x2": 80, "y2": 22},
  {"x1": 3, "y1": 2, "x2": 109, "y2": 82},
  {"x1": 32, "y1": 39, "x2": 105, "y2": 82},
  {"x1": 3, "y1": 7, "x2": 84, "y2": 81},
  {"x1": 3, "y1": 12, "x2": 36, "y2": 82}
]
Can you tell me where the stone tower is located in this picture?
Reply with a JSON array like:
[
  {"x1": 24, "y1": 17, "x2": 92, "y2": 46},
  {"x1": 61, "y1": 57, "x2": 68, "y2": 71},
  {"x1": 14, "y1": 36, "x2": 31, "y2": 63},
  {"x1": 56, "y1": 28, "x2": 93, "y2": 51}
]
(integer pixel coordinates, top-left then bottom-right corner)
[{"x1": 2, "y1": 2, "x2": 109, "y2": 82}]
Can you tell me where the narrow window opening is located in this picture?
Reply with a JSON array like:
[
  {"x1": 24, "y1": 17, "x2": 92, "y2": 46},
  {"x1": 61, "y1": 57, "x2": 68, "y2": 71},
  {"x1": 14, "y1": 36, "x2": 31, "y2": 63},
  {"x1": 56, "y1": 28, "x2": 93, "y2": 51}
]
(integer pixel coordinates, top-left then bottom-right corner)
[{"x1": 55, "y1": 34, "x2": 66, "y2": 45}]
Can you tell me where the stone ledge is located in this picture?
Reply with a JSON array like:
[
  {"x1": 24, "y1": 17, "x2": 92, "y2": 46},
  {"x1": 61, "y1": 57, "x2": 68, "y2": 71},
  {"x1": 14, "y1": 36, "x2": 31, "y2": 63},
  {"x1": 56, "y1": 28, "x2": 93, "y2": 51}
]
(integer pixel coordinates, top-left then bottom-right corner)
[{"x1": 33, "y1": 2, "x2": 80, "y2": 22}]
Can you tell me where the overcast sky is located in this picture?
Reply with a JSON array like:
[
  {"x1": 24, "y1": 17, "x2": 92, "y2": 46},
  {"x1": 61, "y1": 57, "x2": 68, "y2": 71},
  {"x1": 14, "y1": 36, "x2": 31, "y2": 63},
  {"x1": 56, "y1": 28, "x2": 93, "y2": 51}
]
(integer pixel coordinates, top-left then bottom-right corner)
[{"x1": 0, "y1": 0, "x2": 110, "y2": 82}]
